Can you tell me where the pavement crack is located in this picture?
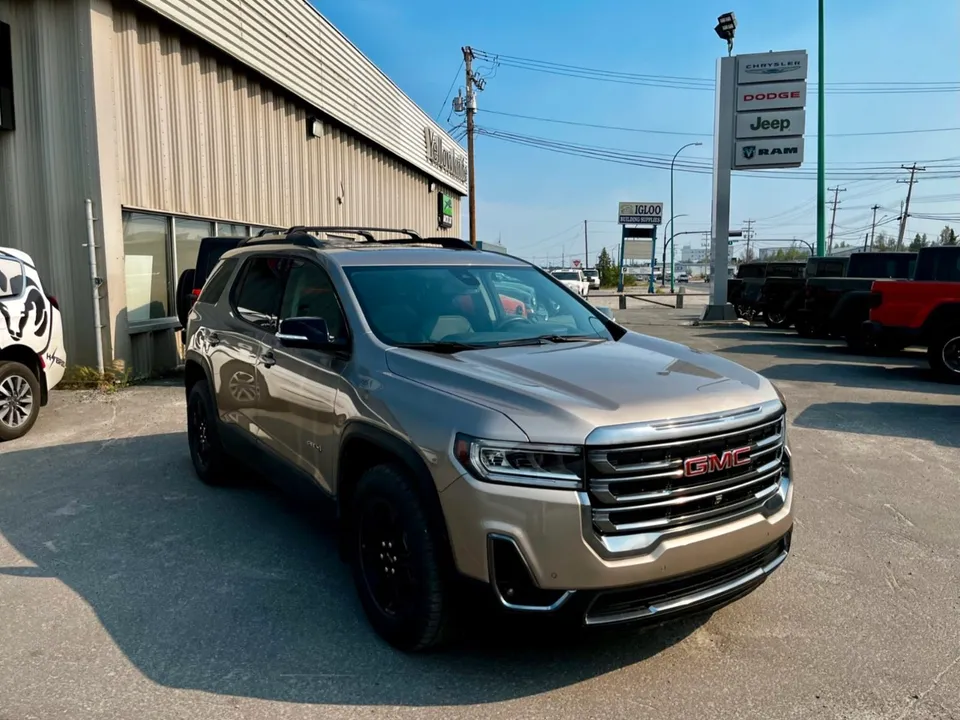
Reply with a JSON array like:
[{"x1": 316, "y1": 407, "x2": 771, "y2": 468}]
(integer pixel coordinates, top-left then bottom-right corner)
[{"x1": 894, "y1": 650, "x2": 960, "y2": 719}]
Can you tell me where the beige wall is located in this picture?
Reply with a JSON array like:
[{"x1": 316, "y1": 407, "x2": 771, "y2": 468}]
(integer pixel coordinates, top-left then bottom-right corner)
[
  {"x1": 110, "y1": 3, "x2": 461, "y2": 234},
  {"x1": 1, "y1": 0, "x2": 463, "y2": 372}
]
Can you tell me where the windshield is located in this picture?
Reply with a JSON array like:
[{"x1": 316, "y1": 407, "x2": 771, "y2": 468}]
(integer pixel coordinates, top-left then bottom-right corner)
[
  {"x1": 552, "y1": 271, "x2": 580, "y2": 280},
  {"x1": 345, "y1": 265, "x2": 612, "y2": 348},
  {"x1": 583, "y1": 270, "x2": 598, "y2": 278}
]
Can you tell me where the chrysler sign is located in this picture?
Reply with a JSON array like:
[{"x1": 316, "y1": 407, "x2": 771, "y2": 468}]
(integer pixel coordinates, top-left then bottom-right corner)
[{"x1": 736, "y1": 51, "x2": 808, "y2": 85}]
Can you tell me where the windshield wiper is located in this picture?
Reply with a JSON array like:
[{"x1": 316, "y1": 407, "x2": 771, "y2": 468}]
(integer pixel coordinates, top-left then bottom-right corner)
[
  {"x1": 495, "y1": 334, "x2": 604, "y2": 347},
  {"x1": 395, "y1": 341, "x2": 483, "y2": 354}
]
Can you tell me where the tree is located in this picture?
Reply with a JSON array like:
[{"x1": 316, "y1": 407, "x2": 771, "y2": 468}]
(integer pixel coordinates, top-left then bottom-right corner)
[
  {"x1": 595, "y1": 247, "x2": 619, "y2": 287},
  {"x1": 873, "y1": 231, "x2": 892, "y2": 251},
  {"x1": 909, "y1": 232, "x2": 929, "y2": 251},
  {"x1": 939, "y1": 225, "x2": 958, "y2": 246},
  {"x1": 742, "y1": 246, "x2": 756, "y2": 262}
]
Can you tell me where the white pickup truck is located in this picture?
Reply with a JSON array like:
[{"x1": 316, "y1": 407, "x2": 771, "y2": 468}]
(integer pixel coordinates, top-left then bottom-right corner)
[
  {"x1": 0, "y1": 248, "x2": 67, "y2": 440},
  {"x1": 550, "y1": 268, "x2": 589, "y2": 298}
]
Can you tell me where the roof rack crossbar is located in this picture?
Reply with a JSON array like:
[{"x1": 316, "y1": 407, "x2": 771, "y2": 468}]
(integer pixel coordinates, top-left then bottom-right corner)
[{"x1": 237, "y1": 226, "x2": 475, "y2": 251}]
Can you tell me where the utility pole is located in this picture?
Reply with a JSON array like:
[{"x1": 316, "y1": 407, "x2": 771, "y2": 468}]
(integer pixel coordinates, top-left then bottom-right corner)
[
  {"x1": 896, "y1": 162, "x2": 926, "y2": 249},
  {"x1": 816, "y1": 0, "x2": 826, "y2": 256},
  {"x1": 583, "y1": 220, "x2": 589, "y2": 269},
  {"x1": 869, "y1": 204, "x2": 880, "y2": 249},
  {"x1": 462, "y1": 46, "x2": 478, "y2": 247},
  {"x1": 742, "y1": 219, "x2": 755, "y2": 260},
  {"x1": 827, "y1": 186, "x2": 846, "y2": 254}
]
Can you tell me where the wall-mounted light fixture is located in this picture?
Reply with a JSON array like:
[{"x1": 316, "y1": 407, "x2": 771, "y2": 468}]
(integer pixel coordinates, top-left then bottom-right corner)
[
  {"x1": 306, "y1": 116, "x2": 322, "y2": 139},
  {"x1": 429, "y1": 181, "x2": 437, "y2": 193}
]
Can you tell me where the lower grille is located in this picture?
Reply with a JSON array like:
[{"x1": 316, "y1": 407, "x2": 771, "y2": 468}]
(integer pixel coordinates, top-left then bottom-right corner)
[
  {"x1": 587, "y1": 412, "x2": 786, "y2": 536},
  {"x1": 585, "y1": 531, "x2": 791, "y2": 626}
]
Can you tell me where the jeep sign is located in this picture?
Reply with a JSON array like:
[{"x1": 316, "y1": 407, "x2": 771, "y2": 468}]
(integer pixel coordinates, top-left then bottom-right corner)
[
  {"x1": 736, "y1": 109, "x2": 806, "y2": 140},
  {"x1": 734, "y1": 138, "x2": 805, "y2": 169},
  {"x1": 736, "y1": 81, "x2": 807, "y2": 111}
]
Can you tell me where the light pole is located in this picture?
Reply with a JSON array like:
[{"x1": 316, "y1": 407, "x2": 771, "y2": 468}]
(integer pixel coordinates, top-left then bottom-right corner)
[
  {"x1": 661, "y1": 213, "x2": 689, "y2": 287},
  {"x1": 816, "y1": 0, "x2": 825, "y2": 256},
  {"x1": 669, "y1": 142, "x2": 702, "y2": 293}
]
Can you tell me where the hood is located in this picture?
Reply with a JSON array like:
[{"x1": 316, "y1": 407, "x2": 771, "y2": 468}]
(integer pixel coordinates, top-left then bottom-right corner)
[{"x1": 384, "y1": 331, "x2": 778, "y2": 444}]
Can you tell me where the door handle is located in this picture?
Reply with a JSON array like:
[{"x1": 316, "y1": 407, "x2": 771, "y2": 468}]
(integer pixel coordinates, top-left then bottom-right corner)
[
  {"x1": 207, "y1": 332, "x2": 220, "y2": 346},
  {"x1": 261, "y1": 350, "x2": 276, "y2": 368}
]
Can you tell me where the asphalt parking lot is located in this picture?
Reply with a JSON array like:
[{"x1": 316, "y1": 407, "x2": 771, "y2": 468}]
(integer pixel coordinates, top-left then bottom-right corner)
[{"x1": 2, "y1": 311, "x2": 958, "y2": 720}]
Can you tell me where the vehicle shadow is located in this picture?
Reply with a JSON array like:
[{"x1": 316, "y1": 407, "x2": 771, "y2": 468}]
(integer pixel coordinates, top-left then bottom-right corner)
[
  {"x1": 0, "y1": 434, "x2": 703, "y2": 707},
  {"x1": 793, "y1": 402, "x2": 960, "y2": 449},
  {"x1": 758, "y1": 360, "x2": 960, "y2": 395}
]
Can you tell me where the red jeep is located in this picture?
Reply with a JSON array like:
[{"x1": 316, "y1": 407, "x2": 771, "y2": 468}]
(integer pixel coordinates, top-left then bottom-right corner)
[{"x1": 863, "y1": 247, "x2": 960, "y2": 382}]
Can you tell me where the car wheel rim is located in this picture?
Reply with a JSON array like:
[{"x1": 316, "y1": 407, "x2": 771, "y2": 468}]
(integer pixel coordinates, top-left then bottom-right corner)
[
  {"x1": 943, "y1": 336, "x2": 960, "y2": 374},
  {"x1": 769, "y1": 312, "x2": 785, "y2": 325},
  {"x1": 189, "y1": 397, "x2": 212, "y2": 467},
  {"x1": 228, "y1": 371, "x2": 257, "y2": 402},
  {"x1": 358, "y1": 498, "x2": 417, "y2": 619},
  {"x1": 0, "y1": 374, "x2": 33, "y2": 429}
]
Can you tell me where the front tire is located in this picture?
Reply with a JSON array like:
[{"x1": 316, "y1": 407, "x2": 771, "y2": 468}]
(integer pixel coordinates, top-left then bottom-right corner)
[
  {"x1": 187, "y1": 381, "x2": 232, "y2": 485},
  {"x1": 928, "y1": 326, "x2": 960, "y2": 384},
  {"x1": 0, "y1": 361, "x2": 41, "y2": 442},
  {"x1": 349, "y1": 464, "x2": 457, "y2": 652},
  {"x1": 764, "y1": 311, "x2": 790, "y2": 329}
]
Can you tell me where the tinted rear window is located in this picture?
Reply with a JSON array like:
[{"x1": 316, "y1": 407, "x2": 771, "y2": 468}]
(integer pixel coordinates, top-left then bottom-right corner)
[
  {"x1": 766, "y1": 263, "x2": 804, "y2": 278},
  {"x1": 737, "y1": 264, "x2": 766, "y2": 278},
  {"x1": 195, "y1": 238, "x2": 242, "y2": 287},
  {"x1": 847, "y1": 253, "x2": 916, "y2": 279},
  {"x1": 197, "y1": 257, "x2": 238, "y2": 305},
  {"x1": 807, "y1": 259, "x2": 847, "y2": 277},
  {"x1": 914, "y1": 248, "x2": 960, "y2": 282}
]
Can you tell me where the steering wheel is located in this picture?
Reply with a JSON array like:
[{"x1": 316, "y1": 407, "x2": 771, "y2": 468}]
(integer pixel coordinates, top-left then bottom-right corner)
[{"x1": 499, "y1": 315, "x2": 534, "y2": 329}]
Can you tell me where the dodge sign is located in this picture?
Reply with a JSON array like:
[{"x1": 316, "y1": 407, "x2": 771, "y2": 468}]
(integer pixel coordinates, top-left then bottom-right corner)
[
  {"x1": 618, "y1": 202, "x2": 664, "y2": 225},
  {"x1": 736, "y1": 81, "x2": 807, "y2": 112}
]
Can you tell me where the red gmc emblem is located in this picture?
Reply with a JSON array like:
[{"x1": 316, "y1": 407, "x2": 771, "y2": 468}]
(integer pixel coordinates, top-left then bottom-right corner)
[{"x1": 683, "y1": 446, "x2": 752, "y2": 477}]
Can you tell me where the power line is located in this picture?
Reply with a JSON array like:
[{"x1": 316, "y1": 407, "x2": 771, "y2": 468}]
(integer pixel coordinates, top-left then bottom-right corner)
[
  {"x1": 480, "y1": 108, "x2": 960, "y2": 139},
  {"x1": 435, "y1": 60, "x2": 464, "y2": 121},
  {"x1": 472, "y1": 49, "x2": 960, "y2": 95}
]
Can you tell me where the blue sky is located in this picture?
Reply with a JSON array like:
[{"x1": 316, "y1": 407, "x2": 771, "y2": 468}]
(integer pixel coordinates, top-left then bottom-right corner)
[{"x1": 316, "y1": 0, "x2": 960, "y2": 264}]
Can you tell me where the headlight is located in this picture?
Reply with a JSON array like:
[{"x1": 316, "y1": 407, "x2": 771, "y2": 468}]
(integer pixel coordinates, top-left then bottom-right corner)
[{"x1": 454, "y1": 434, "x2": 583, "y2": 490}]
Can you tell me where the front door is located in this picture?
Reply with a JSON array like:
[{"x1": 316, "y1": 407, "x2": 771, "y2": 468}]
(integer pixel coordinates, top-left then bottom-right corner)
[{"x1": 255, "y1": 258, "x2": 350, "y2": 494}]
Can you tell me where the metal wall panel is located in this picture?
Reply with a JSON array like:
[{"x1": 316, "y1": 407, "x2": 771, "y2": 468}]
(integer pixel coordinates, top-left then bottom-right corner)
[
  {"x1": 0, "y1": 0, "x2": 101, "y2": 366},
  {"x1": 132, "y1": 0, "x2": 468, "y2": 195},
  {"x1": 112, "y1": 4, "x2": 462, "y2": 235}
]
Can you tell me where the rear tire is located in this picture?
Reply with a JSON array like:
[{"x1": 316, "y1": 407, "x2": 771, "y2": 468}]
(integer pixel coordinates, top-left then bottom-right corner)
[
  {"x1": 0, "y1": 361, "x2": 41, "y2": 442},
  {"x1": 764, "y1": 311, "x2": 790, "y2": 329},
  {"x1": 349, "y1": 464, "x2": 458, "y2": 652},
  {"x1": 928, "y1": 326, "x2": 960, "y2": 384},
  {"x1": 187, "y1": 381, "x2": 232, "y2": 485}
]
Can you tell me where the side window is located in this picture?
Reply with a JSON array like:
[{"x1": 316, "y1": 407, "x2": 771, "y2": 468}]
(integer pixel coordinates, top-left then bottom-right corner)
[
  {"x1": 197, "y1": 257, "x2": 238, "y2": 305},
  {"x1": 280, "y1": 260, "x2": 348, "y2": 341},
  {"x1": 233, "y1": 257, "x2": 287, "y2": 330}
]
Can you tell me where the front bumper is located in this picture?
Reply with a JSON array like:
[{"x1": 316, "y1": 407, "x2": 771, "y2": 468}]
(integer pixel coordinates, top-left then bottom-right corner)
[{"x1": 438, "y1": 463, "x2": 794, "y2": 609}]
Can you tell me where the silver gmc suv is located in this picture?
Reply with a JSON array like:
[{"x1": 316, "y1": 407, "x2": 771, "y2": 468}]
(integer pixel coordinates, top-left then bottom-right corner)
[{"x1": 182, "y1": 226, "x2": 794, "y2": 652}]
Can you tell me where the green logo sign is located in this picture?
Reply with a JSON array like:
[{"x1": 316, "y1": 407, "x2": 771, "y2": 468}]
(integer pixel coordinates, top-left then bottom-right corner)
[{"x1": 438, "y1": 192, "x2": 454, "y2": 228}]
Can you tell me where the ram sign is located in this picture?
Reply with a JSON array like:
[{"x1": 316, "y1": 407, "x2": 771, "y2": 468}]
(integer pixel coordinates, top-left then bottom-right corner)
[{"x1": 734, "y1": 137, "x2": 805, "y2": 169}]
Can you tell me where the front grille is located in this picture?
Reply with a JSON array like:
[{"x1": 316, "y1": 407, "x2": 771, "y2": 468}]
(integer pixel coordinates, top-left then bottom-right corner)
[{"x1": 587, "y1": 412, "x2": 786, "y2": 535}]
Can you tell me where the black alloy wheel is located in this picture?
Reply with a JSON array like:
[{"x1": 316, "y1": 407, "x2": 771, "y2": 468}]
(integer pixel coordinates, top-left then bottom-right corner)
[{"x1": 358, "y1": 497, "x2": 417, "y2": 620}]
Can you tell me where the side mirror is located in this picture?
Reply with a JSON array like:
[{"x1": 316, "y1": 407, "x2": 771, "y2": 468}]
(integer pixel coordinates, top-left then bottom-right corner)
[{"x1": 276, "y1": 317, "x2": 348, "y2": 351}]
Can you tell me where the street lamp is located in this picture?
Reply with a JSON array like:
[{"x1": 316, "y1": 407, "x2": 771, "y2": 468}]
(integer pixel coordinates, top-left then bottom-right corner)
[
  {"x1": 661, "y1": 213, "x2": 688, "y2": 287},
  {"x1": 669, "y1": 142, "x2": 702, "y2": 292}
]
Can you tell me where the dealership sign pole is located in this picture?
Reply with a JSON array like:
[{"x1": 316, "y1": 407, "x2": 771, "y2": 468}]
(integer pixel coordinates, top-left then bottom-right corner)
[{"x1": 701, "y1": 49, "x2": 808, "y2": 321}]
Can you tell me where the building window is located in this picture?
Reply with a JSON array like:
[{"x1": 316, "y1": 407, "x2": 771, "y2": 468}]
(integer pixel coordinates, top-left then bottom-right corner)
[
  {"x1": 175, "y1": 218, "x2": 215, "y2": 280},
  {"x1": 123, "y1": 212, "x2": 170, "y2": 322},
  {"x1": 217, "y1": 223, "x2": 249, "y2": 237},
  {"x1": 123, "y1": 209, "x2": 266, "y2": 326}
]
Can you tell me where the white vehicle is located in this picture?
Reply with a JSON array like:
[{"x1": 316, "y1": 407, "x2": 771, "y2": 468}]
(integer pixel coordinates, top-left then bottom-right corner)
[
  {"x1": 0, "y1": 248, "x2": 67, "y2": 440},
  {"x1": 551, "y1": 269, "x2": 589, "y2": 298},
  {"x1": 582, "y1": 268, "x2": 601, "y2": 290}
]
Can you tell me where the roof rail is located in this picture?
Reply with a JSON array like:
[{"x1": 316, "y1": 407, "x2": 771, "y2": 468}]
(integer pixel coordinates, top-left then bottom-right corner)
[{"x1": 238, "y1": 226, "x2": 476, "y2": 251}]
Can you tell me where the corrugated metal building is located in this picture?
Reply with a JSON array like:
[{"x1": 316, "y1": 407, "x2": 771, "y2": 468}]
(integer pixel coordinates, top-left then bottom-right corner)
[{"x1": 0, "y1": 0, "x2": 467, "y2": 375}]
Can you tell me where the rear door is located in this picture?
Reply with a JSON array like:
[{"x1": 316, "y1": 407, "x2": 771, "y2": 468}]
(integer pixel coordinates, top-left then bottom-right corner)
[
  {"x1": 214, "y1": 255, "x2": 287, "y2": 440},
  {"x1": 255, "y1": 257, "x2": 349, "y2": 493}
]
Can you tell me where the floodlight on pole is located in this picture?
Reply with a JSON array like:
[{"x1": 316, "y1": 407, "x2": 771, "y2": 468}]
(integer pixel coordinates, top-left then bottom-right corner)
[{"x1": 714, "y1": 12, "x2": 737, "y2": 55}]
